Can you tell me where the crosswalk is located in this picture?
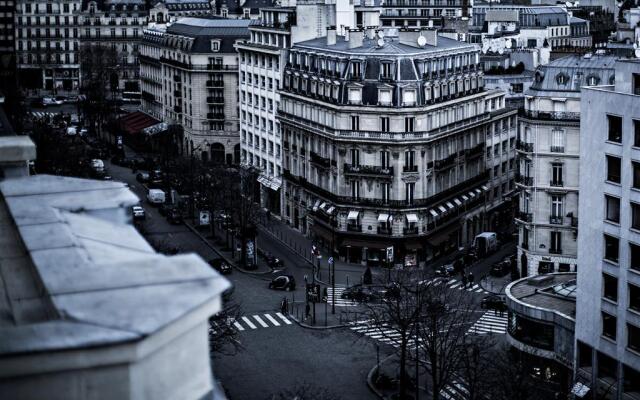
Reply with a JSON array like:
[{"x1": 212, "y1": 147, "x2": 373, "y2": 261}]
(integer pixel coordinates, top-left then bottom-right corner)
[
  {"x1": 466, "y1": 311, "x2": 508, "y2": 335},
  {"x1": 440, "y1": 379, "x2": 471, "y2": 400},
  {"x1": 421, "y1": 278, "x2": 489, "y2": 295},
  {"x1": 348, "y1": 321, "x2": 421, "y2": 349},
  {"x1": 232, "y1": 312, "x2": 293, "y2": 332},
  {"x1": 30, "y1": 111, "x2": 57, "y2": 119},
  {"x1": 326, "y1": 284, "x2": 359, "y2": 307}
]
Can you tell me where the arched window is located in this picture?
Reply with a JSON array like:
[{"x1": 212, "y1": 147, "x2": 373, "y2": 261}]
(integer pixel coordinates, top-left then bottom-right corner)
[{"x1": 211, "y1": 143, "x2": 225, "y2": 164}]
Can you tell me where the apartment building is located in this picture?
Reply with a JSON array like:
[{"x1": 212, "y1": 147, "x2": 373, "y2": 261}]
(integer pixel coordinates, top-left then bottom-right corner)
[
  {"x1": 575, "y1": 59, "x2": 640, "y2": 399},
  {"x1": 0, "y1": 0, "x2": 15, "y2": 82},
  {"x1": 140, "y1": 18, "x2": 249, "y2": 162},
  {"x1": 212, "y1": 0, "x2": 272, "y2": 19},
  {"x1": 279, "y1": 27, "x2": 517, "y2": 266},
  {"x1": 516, "y1": 54, "x2": 616, "y2": 278},
  {"x1": 14, "y1": 0, "x2": 82, "y2": 92},
  {"x1": 237, "y1": 0, "x2": 380, "y2": 215},
  {"x1": 380, "y1": 0, "x2": 470, "y2": 29},
  {"x1": 79, "y1": 0, "x2": 149, "y2": 95}
]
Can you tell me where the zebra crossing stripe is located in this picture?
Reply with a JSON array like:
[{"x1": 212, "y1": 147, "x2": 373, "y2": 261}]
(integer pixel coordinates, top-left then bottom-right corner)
[
  {"x1": 276, "y1": 312, "x2": 292, "y2": 325},
  {"x1": 447, "y1": 279, "x2": 457, "y2": 285},
  {"x1": 253, "y1": 315, "x2": 269, "y2": 328},
  {"x1": 450, "y1": 282, "x2": 462, "y2": 289},
  {"x1": 469, "y1": 284, "x2": 480, "y2": 291},
  {"x1": 241, "y1": 316, "x2": 257, "y2": 330},
  {"x1": 264, "y1": 313, "x2": 280, "y2": 326},
  {"x1": 233, "y1": 321, "x2": 245, "y2": 331}
]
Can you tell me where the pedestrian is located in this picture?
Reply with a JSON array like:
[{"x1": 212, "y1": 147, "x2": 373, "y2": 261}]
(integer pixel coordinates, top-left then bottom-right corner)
[
  {"x1": 281, "y1": 297, "x2": 286, "y2": 314},
  {"x1": 305, "y1": 303, "x2": 310, "y2": 318},
  {"x1": 468, "y1": 272, "x2": 475, "y2": 288},
  {"x1": 284, "y1": 298, "x2": 289, "y2": 314},
  {"x1": 461, "y1": 274, "x2": 468, "y2": 289}
]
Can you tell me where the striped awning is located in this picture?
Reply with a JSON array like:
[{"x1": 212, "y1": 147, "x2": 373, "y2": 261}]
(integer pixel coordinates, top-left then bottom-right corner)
[
  {"x1": 453, "y1": 198, "x2": 462, "y2": 206},
  {"x1": 438, "y1": 205, "x2": 447, "y2": 213},
  {"x1": 326, "y1": 206, "x2": 335, "y2": 214},
  {"x1": 461, "y1": 194, "x2": 469, "y2": 201},
  {"x1": 378, "y1": 213, "x2": 390, "y2": 222},
  {"x1": 446, "y1": 201, "x2": 455, "y2": 209},
  {"x1": 475, "y1": 188, "x2": 482, "y2": 194},
  {"x1": 481, "y1": 185, "x2": 489, "y2": 191},
  {"x1": 429, "y1": 209, "x2": 439, "y2": 217},
  {"x1": 347, "y1": 210, "x2": 360, "y2": 220},
  {"x1": 468, "y1": 191, "x2": 476, "y2": 198},
  {"x1": 406, "y1": 213, "x2": 419, "y2": 223},
  {"x1": 313, "y1": 200, "x2": 320, "y2": 211}
]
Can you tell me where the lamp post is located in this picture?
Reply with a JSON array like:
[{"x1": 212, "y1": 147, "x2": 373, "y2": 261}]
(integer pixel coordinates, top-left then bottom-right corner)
[{"x1": 329, "y1": 256, "x2": 336, "y2": 314}]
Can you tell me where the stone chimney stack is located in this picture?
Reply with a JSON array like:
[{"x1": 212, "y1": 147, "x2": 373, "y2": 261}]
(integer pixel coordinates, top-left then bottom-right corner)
[
  {"x1": 349, "y1": 29, "x2": 364, "y2": 49},
  {"x1": 327, "y1": 26, "x2": 337, "y2": 45}
]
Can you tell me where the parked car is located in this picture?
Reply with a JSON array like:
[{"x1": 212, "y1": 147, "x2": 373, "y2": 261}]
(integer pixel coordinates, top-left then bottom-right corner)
[
  {"x1": 132, "y1": 205, "x2": 146, "y2": 221},
  {"x1": 146, "y1": 188, "x2": 166, "y2": 205},
  {"x1": 42, "y1": 97, "x2": 57, "y2": 106},
  {"x1": 54, "y1": 96, "x2": 66, "y2": 105},
  {"x1": 166, "y1": 208, "x2": 183, "y2": 224},
  {"x1": 435, "y1": 263, "x2": 455, "y2": 277},
  {"x1": 473, "y1": 232, "x2": 498, "y2": 258},
  {"x1": 209, "y1": 258, "x2": 232, "y2": 275},
  {"x1": 136, "y1": 172, "x2": 150, "y2": 183},
  {"x1": 66, "y1": 126, "x2": 77, "y2": 136},
  {"x1": 341, "y1": 285, "x2": 381, "y2": 303},
  {"x1": 268, "y1": 275, "x2": 296, "y2": 291},
  {"x1": 263, "y1": 252, "x2": 284, "y2": 269},
  {"x1": 490, "y1": 260, "x2": 511, "y2": 277},
  {"x1": 480, "y1": 294, "x2": 507, "y2": 311}
]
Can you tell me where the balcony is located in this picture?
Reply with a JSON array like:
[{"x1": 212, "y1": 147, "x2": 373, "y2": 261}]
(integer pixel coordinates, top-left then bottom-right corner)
[
  {"x1": 520, "y1": 109, "x2": 580, "y2": 121},
  {"x1": 346, "y1": 224, "x2": 362, "y2": 233},
  {"x1": 549, "y1": 216, "x2": 563, "y2": 225},
  {"x1": 403, "y1": 226, "x2": 419, "y2": 235},
  {"x1": 549, "y1": 248, "x2": 563, "y2": 255},
  {"x1": 173, "y1": 105, "x2": 182, "y2": 113},
  {"x1": 515, "y1": 174, "x2": 534, "y2": 186},
  {"x1": 434, "y1": 154, "x2": 456, "y2": 171},
  {"x1": 310, "y1": 151, "x2": 331, "y2": 168},
  {"x1": 160, "y1": 57, "x2": 191, "y2": 70},
  {"x1": 403, "y1": 165, "x2": 418, "y2": 173},
  {"x1": 207, "y1": 96, "x2": 224, "y2": 104},
  {"x1": 206, "y1": 80, "x2": 224, "y2": 88},
  {"x1": 207, "y1": 113, "x2": 225, "y2": 120},
  {"x1": 517, "y1": 211, "x2": 532, "y2": 223},
  {"x1": 377, "y1": 226, "x2": 392, "y2": 235},
  {"x1": 550, "y1": 146, "x2": 565, "y2": 153},
  {"x1": 207, "y1": 64, "x2": 238, "y2": 71},
  {"x1": 516, "y1": 140, "x2": 534, "y2": 153},
  {"x1": 465, "y1": 143, "x2": 485, "y2": 158},
  {"x1": 344, "y1": 164, "x2": 394, "y2": 178},
  {"x1": 550, "y1": 180, "x2": 564, "y2": 187}
]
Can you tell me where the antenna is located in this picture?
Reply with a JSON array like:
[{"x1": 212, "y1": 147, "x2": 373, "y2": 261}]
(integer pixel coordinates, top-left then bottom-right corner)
[
  {"x1": 417, "y1": 35, "x2": 427, "y2": 47},
  {"x1": 377, "y1": 38, "x2": 385, "y2": 47}
]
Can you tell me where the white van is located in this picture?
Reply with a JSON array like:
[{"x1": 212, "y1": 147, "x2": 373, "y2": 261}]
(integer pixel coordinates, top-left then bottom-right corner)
[
  {"x1": 90, "y1": 159, "x2": 104, "y2": 172},
  {"x1": 473, "y1": 232, "x2": 498, "y2": 258},
  {"x1": 147, "y1": 189, "x2": 166, "y2": 205}
]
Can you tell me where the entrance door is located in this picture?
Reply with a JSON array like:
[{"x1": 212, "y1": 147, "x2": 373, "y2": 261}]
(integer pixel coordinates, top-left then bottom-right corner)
[{"x1": 520, "y1": 253, "x2": 528, "y2": 277}]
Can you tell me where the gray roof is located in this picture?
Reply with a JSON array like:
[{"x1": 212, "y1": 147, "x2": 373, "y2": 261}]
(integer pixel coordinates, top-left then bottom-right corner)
[
  {"x1": 294, "y1": 35, "x2": 476, "y2": 57},
  {"x1": 507, "y1": 273, "x2": 577, "y2": 319},
  {"x1": 0, "y1": 175, "x2": 229, "y2": 356},
  {"x1": 163, "y1": 17, "x2": 250, "y2": 52},
  {"x1": 528, "y1": 54, "x2": 617, "y2": 94}
]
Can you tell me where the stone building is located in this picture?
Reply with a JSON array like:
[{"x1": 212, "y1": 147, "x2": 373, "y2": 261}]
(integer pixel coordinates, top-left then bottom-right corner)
[
  {"x1": 14, "y1": 0, "x2": 82, "y2": 92},
  {"x1": 140, "y1": 17, "x2": 249, "y2": 162},
  {"x1": 279, "y1": 27, "x2": 517, "y2": 267},
  {"x1": 516, "y1": 54, "x2": 616, "y2": 277},
  {"x1": 380, "y1": 0, "x2": 470, "y2": 29},
  {"x1": 575, "y1": 59, "x2": 640, "y2": 399}
]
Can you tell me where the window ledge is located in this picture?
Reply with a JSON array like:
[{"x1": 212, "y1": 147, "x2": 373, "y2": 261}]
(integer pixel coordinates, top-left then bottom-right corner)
[
  {"x1": 601, "y1": 335, "x2": 617, "y2": 344},
  {"x1": 602, "y1": 297, "x2": 618, "y2": 306},
  {"x1": 605, "y1": 220, "x2": 621, "y2": 227},
  {"x1": 605, "y1": 140, "x2": 623, "y2": 146},
  {"x1": 603, "y1": 259, "x2": 620, "y2": 267},
  {"x1": 605, "y1": 180, "x2": 622, "y2": 187}
]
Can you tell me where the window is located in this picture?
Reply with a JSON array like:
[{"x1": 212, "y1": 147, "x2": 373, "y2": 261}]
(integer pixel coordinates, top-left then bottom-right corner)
[
  {"x1": 634, "y1": 120, "x2": 640, "y2": 147},
  {"x1": 350, "y1": 148, "x2": 360, "y2": 166},
  {"x1": 607, "y1": 155, "x2": 621, "y2": 183},
  {"x1": 605, "y1": 195, "x2": 620, "y2": 223},
  {"x1": 404, "y1": 150, "x2": 416, "y2": 171},
  {"x1": 634, "y1": 161, "x2": 640, "y2": 189},
  {"x1": 604, "y1": 234, "x2": 620, "y2": 263},
  {"x1": 380, "y1": 150, "x2": 390, "y2": 169},
  {"x1": 628, "y1": 324, "x2": 640, "y2": 352},
  {"x1": 351, "y1": 62, "x2": 361, "y2": 78},
  {"x1": 632, "y1": 243, "x2": 640, "y2": 271},
  {"x1": 634, "y1": 73, "x2": 640, "y2": 96},
  {"x1": 351, "y1": 115, "x2": 359, "y2": 131},
  {"x1": 381, "y1": 62, "x2": 392, "y2": 79},
  {"x1": 551, "y1": 129, "x2": 564, "y2": 152},
  {"x1": 551, "y1": 163, "x2": 563, "y2": 186},
  {"x1": 405, "y1": 117, "x2": 415, "y2": 132},
  {"x1": 351, "y1": 180, "x2": 360, "y2": 199},
  {"x1": 550, "y1": 231, "x2": 562, "y2": 254},
  {"x1": 633, "y1": 202, "x2": 640, "y2": 230},
  {"x1": 381, "y1": 182, "x2": 390, "y2": 203},
  {"x1": 630, "y1": 283, "x2": 640, "y2": 312},
  {"x1": 602, "y1": 312, "x2": 617, "y2": 340},
  {"x1": 551, "y1": 195, "x2": 563, "y2": 223},
  {"x1": 381, "y1": 117, "x2": 390, "y2": 132},
  {"x1": 608, "y1": 115, "x2": 623, "y2": 143},
  {"x1": 405, "y1": 182, "x2": 415, "y2": 204},
  {"x1": 603, "y1": 273, "x2": 618, "y2": 302}
]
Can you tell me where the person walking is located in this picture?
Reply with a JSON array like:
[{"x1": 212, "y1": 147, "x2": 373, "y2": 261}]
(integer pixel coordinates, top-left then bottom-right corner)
[
  {"x1": 461, "y1": 274, "x2": 468, "y2": 289},
  {"x1": 468, "y1": 272, "x2": 475, "y2": 288}
]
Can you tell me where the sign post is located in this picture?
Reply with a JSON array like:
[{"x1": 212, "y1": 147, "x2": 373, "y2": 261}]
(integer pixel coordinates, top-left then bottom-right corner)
[
  {"x1": 386, "y1": 246, "x2": 394, "y2": 282},
  {"x1": 328, "y1": 257, "x2": 335, "y2": 314}
]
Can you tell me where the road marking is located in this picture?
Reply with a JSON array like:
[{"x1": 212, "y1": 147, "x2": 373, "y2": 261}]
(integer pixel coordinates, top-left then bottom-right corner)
[
  {"x1": 241, "y1": 316, "x2": 257, "y2": 330},
  {"x1": 450, "y1": 282, "x2": 462, "y2": 289},
  {"x1": 253, "y1": 315, "x2": 269, "y2": 328},
  {"x1": 469, "y1": 284, "x2": 480, "y2": 291},
  {"x1": 264, "y1": 313, "x2": 280, "y2": 326},
  {"x1": 233, "y1": 321, "x2": 245, "y2": 331},
  {"x1": 276, "y1": 312, "x2": 292, "y2": 325},
  {"x1": 447, "y1": 279, "x2": 457, "y2": 285}
]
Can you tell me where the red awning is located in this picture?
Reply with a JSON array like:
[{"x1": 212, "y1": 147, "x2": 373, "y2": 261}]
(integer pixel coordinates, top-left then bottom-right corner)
[{"x1": 118, "y1": 111, "x2": 160, "y2": 135}]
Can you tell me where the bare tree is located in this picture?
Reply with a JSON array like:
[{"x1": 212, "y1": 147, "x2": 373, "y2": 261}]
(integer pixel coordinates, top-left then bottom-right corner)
[
  {"x1": 456, "y1": 336, "x2": 498, "y2": 400},
  {"x1": 209, "y1": 298, "x2": 243, "y2": 356},
  {"x1": 485, "y1": 344, "x2": 546, "y2": 400}
]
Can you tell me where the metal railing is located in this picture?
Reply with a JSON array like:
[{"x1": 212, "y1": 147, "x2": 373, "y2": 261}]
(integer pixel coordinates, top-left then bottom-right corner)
[
  {"x1": 520, "y1": 109, "x2": 580, "y2": 121},
  {"x1": 344, "y1": 164, "x2": 394, "y2": 177}
]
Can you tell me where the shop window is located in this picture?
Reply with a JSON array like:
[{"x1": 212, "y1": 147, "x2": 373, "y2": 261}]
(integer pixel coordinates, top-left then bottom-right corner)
[{"x1": 558, "y1": 263, "x2": 571, "y2": 272}]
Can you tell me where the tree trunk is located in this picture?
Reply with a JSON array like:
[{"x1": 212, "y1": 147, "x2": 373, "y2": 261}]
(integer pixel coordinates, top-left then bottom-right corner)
[
  {"x1": 431, "y1": 353, "x2": 439, "y2": 400},
  {"x1": 399, "y1": 335, "x2": 408, "y2": 400}
]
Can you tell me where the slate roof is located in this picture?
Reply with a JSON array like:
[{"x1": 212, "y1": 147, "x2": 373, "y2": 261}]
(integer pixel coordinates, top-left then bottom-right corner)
[
  {"x1": 528, "y1": 54, "x2": 617, "y2": 94},
  {"x1": 0, "y1": 174, "x2": 229, "y2": 355},
  {"x1": 164, "y1": 17, "x2": 250, "y2": 52}
]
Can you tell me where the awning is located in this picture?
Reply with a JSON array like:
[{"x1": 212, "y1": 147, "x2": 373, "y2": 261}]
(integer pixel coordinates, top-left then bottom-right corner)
[
  {"x1": 406, "y1": 213, "x2": 419, "y2": 223},
  {"x1": 461, "y1": 194, "x2": 469, "y2": 201},
  {"x1": 342, "y1": 238, "x2": 389, "y2": 249},
  {"x1": 118, "y1": 111, "x2": 161, "y2": 136},
  {"x1": 313, "y1": 200, "x2": 321, "y2": 211},
  {"x1": 319, "y1": 202, "x2": 327, "y2": 210},
  {"x1": 446, "y1": 202, "x2": 455, "y2": 209},
  {"x1": 468, "y1": 191, "x2": 476, "y2": 198},
  {"x1": 453, "y1": 198, "x2": 462, "y2": 206},
  {"x1": 257, "y1": 174, "x2": 281, "y2": 191},
  {"x1": 142, "y1": 122, "x2": 169, "y2": 136},
  {"x1": 438, "y1": 205, "x2": 447, "y2": 213},
  {"x1": 481, "y1": 185, "x2": 489, "y2": 191},
  {"x1": 347, "y1": 210, "x2": 360, "y2": 220},
  {"x1": 429, "y1": 209, "x2": 439, "y2": 217},
  {"x1": 326, "y1": 206, "x2": 335, "y2": 214},
  {"x1": 378, "y1": 213, "x2": 390, "y2": 222},
  {"x1": 475, "y1": 188, "x2": 482, "y2": 194}
]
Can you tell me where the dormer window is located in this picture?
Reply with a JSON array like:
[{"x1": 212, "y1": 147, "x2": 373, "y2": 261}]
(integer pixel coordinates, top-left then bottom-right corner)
[
  {"x1": 381, "y1": 62, "x2": 393, "y2": 79},
  {"x1": 351, "y1": 62, "x2": 361, "y2": 79},
  {"x1": 243, "y1": 8, "x2": 250, "y2": 18},
  {"x1": 348, "y1": 87, "x2": 362, "y2": 104},
  {"x1": 586, "y1": 75, "x2": 600, "y2": 86},
  {"x1": 402, "y1": 88, "x2": 416, "y2": 106},
  {"x1": 378, "y1": 87, "x2": 392, "y2": 106},
  {"x1": 556, "y1": 73, "x2": 569, "y2": 85}
]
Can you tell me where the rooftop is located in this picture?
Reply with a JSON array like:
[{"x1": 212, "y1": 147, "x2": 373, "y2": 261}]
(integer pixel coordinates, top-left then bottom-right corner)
[
  {"x1": 167, "y1": 17, "x2": 251, "y2": 36},
  {"x1": 506, "y1": 273, "x2": 577, "y2": 320},
  {"x1": 0, "y1": 174, "x2": 229, "y2": 356},
  {"x1": 528, "y1": 54, "x2": 617, "y2": 94}
]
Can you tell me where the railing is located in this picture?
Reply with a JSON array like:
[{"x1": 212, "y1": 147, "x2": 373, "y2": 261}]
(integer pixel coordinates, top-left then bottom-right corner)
[
  {"x1": 515, "y1": 174, "x2": 534, "y2": 186},
  {"x1": 403, "y1": 165, "x2": 418, "y2": 173},
  {"x1": 434, "y1": 154, "x2": 456, "y2": 170},
  {"x1": 516, "y1": 140, "x2": 534, "y2": 152},
  {"x1": 465, "y1": 143, "x2": 485, "y2": 158},
  {"x1": 550, "y1": 146, "x2": 565, "y2": 153},
  {"x1": 549, "y1": 216, "x2": 563, "y2": 225},
  {"x1": 377, "y1": 226, "x2": 392, "y2": 235},
  {"x1": 207, "y1": 113, "x2": 224, "y2": 120},
  {"x1": 344, "y1": 164, "x2": 394, "y2": 177},
  {"x1": 207, "y1": 97, "x2": 224, "y2": 103},
  {"x1": 206, "y1": 80, "x2": 224, "y2": 88},
  {"x1": 141, "y1": 91, "x2": 154, "y2": 101},
  {"x1": 516, "y1": 211, "x2": 532, "y2": 223},
  {"x1": 403, "y1": 226, "x2": 419, "y2": 235},
  {"x1": 207, "y1": 64, "x2": 238, "y2": 71},
  {"x1": 550, "y1": 180, "x2": 564, "y2": 187},
  {"x1": 346, "y1": 224, "x2": 362, "y2": 233},
  {"x1": 310, "y1": 151, "x2": 332, "y2": 168},
  {"x1": 520, "y1": 109, "x2": 580, "y2": 121}
]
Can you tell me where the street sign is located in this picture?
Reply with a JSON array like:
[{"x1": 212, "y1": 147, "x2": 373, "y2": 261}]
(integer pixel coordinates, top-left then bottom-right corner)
[
  {"x1": 328, "y1": 257, "x2": 334, "y2": 265},
  {"x1": 386, "y1": 246, "x2": 394, "y2": 262},
  {"x1": 199, "y1": 210, "x2": 210, "y2": 226},
  {"x1": 306, "y1": 283, "x2": 321, "y2": 303}
]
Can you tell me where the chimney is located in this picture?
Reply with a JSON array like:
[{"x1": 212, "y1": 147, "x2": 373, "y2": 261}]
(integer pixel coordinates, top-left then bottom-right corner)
[
  {"x1": 398, "y1": 28, "x2": 421, "y2": 47},
  {"x1": 366, "y1": 26, "x2": 376, "y2": 40},
  {"x1": 421, "y1": 28, "x2": 438, "y2": 47},
  {"x1": 327, "y1": 26, "x2": 337, "y2": 45},
  {"x1": 349, "y1": 29, "x2": 364, "y2": 49}
]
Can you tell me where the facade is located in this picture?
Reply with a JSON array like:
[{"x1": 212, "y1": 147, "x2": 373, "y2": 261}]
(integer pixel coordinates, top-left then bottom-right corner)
[
  {"x1": 212, "y1": 0, "x2": 274, "y2": 20},
  {"x1": 0, "y1": 135, "x2": 229, "y2": 400},
  {"x1": 380, "y1": 0, "x2": 470, "y2": 29},
  {"x1": 140, "y1": 18, "x2": 249, "y2": 163},
  {"x1": 79, "y1": 0, "x2": 149, "y2": 95},
  {"x1": 0, "y1": 0, "x2": 15, "y2": 82},
  {"x1": 516, "y1": 54, "x2": 615, "y2": 278},
  {"x1": 14, "y1": 0, "x2": 82, "y2": 92},
  {"x1": 484, "y1": 70, "x2": 534, "y2": 109},
  {"x1": 575, "y1": 59, "x2": 640, "y2": 398},
  {"x1": 237, "y1": 0, "x2": 380, "y2": 215},
  {"x1": 148, "y1": 0, "x2": 214, "y2": 22},
  {"x1": 506, "y1": 273, "x2": 577, "y2": 396},
  {"x1": 279, "y1": 27, "x2": 517, "y2": 267}
]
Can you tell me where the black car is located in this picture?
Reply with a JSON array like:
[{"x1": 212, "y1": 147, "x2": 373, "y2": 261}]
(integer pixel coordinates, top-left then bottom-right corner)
[
  {"x1": 490, "y1": 260, "x2": 511, "y2": 277},
  {"x1": 268, "y1": 275, "x2": 296, "y2": 291},
  {"x1": 435, "y1": 263, "x2": 455, "y2": 277},
  {"x1": 341, "y1": 286, "x2": 381, "y2": 303},
  {"x1": 167, "y1": 208, "x2": 183, "y2": 225},
  {"x1": 136, "y1": 172, "x2": 150, "y2": 183},
  {"x1": 480, "y1": 294, "x2": 507, "y2": 311},
  {"x1": 209, "y1": 258, "x2": 232, "y2": 275}
]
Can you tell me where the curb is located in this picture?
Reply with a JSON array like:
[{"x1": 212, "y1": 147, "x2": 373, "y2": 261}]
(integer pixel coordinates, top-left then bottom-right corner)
[
  {"x1": 366, "y1": 354, "x2": 396, "y2": 400},
  {"x1": 184, "y1": 222, "x2": 273, "y2": 276},
  {"x1": 288, "y1": 314, "x2": 347, "y2": 330}
]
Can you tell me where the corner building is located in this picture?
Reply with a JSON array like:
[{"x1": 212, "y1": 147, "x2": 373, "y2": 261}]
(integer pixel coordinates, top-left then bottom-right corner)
[{"x1": 279, "y1": 27, "x2": 517, "y2": 267}]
